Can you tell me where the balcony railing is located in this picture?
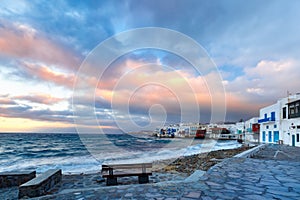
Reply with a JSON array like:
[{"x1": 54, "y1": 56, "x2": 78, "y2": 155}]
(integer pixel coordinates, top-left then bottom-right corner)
[
  {"x1": 258, "y1": 112, "x2": 275, "y2": 123},
  {"x1": 258, "y1": 116, "x2": 275, "y2": 123}
]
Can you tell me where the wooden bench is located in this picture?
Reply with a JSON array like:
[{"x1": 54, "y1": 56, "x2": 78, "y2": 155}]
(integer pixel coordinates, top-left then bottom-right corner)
[
  {"x1": 19, "y1": 169, "x2": 62, "y2": 198},
  {"x1": 101, "y1": 163, "x2": 152, "y2": 186}
]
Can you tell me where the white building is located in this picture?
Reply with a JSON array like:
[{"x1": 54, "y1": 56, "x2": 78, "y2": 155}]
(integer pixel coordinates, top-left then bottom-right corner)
[
  {"x1": 156, "y1": 123, "x2": 200, "y2": 138},
  {"x1": 258, "y1": 94, "x2": 300, "y2": 147},
  {"x1": 244, "y1": 117, "x2": 260, "y2": 142}
]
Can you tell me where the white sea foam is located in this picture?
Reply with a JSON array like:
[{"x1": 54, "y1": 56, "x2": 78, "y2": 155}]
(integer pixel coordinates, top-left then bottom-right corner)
[{"x1": 0, "y1": 133, "x2": 242, "y2": 174}]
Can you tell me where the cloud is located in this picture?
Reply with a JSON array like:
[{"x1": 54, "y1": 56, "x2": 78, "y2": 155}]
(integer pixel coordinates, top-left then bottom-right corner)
[
  {"x1": 224, "y1": 59, "x2": 300, "y2": 119},
  {"x1": 74, "y1": 55, "x2": 225, "y2": 128},
  {"x1": 1, "y1": 0, "x2": 300, "y2": 132},
  {"x1": 0, "y1": 104, "x2": 73, "y2": 122},
  {"x1": 0, "y1": 20, "x2": 81, "y2": 70},
  {"x1": 18, "y1": 61, "x2": 76, "y2": 88},
  {"x1": 0, "y1": 98, "x2": 16, "y2": 105},
  {"x1": 233, "y1": 59, "x2": 300, "y2": 97},
  {"x1": 14, "y1": 94, "x2": 64, "y2": 105}
]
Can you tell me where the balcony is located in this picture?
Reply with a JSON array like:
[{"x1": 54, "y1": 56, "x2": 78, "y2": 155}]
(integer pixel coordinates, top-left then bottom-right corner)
[{"x1": 258, "y1": 112, "x2": 275, "y2": 123}]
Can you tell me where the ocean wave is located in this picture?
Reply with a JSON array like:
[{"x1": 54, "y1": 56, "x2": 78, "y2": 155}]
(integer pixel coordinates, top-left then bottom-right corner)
[{"x1": 0, "y1": 133, "x2": 242, "y2": 174}]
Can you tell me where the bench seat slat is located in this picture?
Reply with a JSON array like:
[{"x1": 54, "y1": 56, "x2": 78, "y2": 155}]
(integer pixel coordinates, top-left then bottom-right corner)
[
  {"x1": 102, "y1": 163, "x2": 152, "y2": 170},
  {"x1": 102, "y1": 172, "x2": 152, "y2": 178}
]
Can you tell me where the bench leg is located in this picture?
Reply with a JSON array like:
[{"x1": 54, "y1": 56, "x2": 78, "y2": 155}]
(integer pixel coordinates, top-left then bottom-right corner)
[
  {"x1": 106, "y1": 177, "x2": 117, "y2": 186},
  {"x1": 138, "y1": 175, "x2": 149, "y2": 184}
]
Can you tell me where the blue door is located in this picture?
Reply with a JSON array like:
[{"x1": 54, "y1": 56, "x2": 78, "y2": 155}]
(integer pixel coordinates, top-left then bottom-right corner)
[
  {"x1": 268, "y1": 131, "x2": 272, "y2": 142},
  {"x1": 292, "y1": 135, "x2": 296, "y2": 146},
  {"x1": 274, "y1": 131, "x2": 279, "y2": 143},
  {"x1": 262, "y1": 131, "x2": 266, "y2": 142}
]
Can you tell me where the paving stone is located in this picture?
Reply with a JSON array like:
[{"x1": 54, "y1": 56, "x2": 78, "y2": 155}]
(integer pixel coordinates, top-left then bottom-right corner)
[
  {"x1": 205, "y1": 181, "x2": 222, "y2": 187},
  {"x1": 266, "y1": 189, "x2": 300, "y2": 197},
  {"x1": 243, "y1": 188, "x2": 263, "y2": 195},
  {"x1": 224, "y1": 183, "x2": 243, "y2": 191},
  {"x1": 225, "y1": 181, "x2": 240, "y2": 186},
  {"x1": 145, "y1": 192, "x2": 162, "y2": 198},
  {"x1": 124, "y1": 193, "x2": 133, "y2": 197},
  {"x1": 283, "y1": 182, "x2": 300, "y2": 192},
  {"x1": 241, "y1": 184, "x2": 265, "y2": 192},
  {"x1": 184, "y1": 191, "x2": 201, "y2": 198},
  {"x1": 200, "y1": 196, "x2": 213, "y2": 200},
  {"x1": 241, "y1": 194, "x2": 269, "y2": 200}
]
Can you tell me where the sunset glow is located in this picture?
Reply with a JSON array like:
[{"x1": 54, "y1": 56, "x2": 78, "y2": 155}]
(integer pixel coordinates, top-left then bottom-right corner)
[{"x1": 0, "y1": 0, "x2": 300, "y2": 132}]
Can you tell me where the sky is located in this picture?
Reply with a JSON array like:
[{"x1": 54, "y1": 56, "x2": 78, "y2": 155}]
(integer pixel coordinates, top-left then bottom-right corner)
[{"x1": 0, "y1": 0, "x2": 300, "y2": 133}]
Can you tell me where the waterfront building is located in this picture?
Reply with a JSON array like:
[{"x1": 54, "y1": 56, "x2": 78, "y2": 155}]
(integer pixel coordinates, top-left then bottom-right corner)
[
  {"x1": 258, "y1": 93, "x2": 300, "y2": 147},
  {"x1": 244, "y1": 117, "x2": 260, "y2": 143},
  {"x1": 156, "y1": 123, "x2": 201, "y2": 138}
]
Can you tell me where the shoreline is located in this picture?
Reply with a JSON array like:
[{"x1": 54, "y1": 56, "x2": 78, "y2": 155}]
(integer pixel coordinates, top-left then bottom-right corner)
[
  {"x1": 61, "y1": 145, "x2": 253, "y2": 177},
  {"x1": 0, "y1": 145, "x2": 254, "y2": 199},
  {"x1": 153, "y1": 145, "x2": 253, "y2": 175},
  {"x1": 56, "y1": 139, "x2": 244, "y2": 175}
]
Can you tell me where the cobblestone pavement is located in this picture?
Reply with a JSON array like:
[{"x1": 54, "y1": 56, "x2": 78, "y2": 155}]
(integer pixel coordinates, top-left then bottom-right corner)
[
  {"x1": 31, "y1": 144, "x2": 300, "y2": 200},
  {"x1": 47, "y1": 171, "x2": 188, "y2": 195},
  {"x1": 3, "y1": 144, "x2": 300, "y2": 200},
  {"x1": 0, "y1": 172, "x2": 187, "y2": 200}
]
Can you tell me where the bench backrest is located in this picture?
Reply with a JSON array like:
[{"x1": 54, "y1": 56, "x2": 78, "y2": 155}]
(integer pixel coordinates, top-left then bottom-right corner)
[{"x1": 102, "y1": 163, "x2": 152, "y2": 175}]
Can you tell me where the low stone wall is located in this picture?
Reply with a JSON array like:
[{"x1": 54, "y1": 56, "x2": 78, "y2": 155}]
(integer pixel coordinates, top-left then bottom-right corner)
[
  {"x1": 19, "y1": 169, "x2": 62, "y2": 198},
  {"x1": 0, "y1": 171, "x2": 36, "y2": 188},
  {"x1": 234, "y1": 144, "x2": 266, "y2": 158}
]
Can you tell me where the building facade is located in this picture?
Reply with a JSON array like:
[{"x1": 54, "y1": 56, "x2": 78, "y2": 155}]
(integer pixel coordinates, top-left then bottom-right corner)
[
  {"x1": 258, "y1": 94, "x2": 300, "y2": 147},
  {"x1": 244, "y1": 117, "x2": 260, "y2": 142}
]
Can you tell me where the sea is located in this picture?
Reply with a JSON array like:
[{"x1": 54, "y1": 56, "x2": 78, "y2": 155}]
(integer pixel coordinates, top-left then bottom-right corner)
[{"x1": 0, "y1": 133, "x2": 241, "y2": 174}]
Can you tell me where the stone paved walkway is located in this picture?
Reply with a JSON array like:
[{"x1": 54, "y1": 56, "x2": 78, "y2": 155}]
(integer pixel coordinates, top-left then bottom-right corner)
[{"x1": 29, "y1": 144, "x2": 300, "y2": 200}]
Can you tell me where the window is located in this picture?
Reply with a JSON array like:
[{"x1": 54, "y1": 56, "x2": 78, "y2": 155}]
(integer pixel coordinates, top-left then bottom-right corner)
[
  {"x1": 271, "y1": 112, "x2": 275, "y2": 121},
  {"x1": 266, "y1": 125, "x2": 269, "y2": 129},
  {"x1": 290, "y1": 105, "x2": 295, "y2": 115},
  {"x1": 274, "y1": 124, "x2": 277, "y2": 129},
  {"x1": 297, "y1": 134, "x2": 300, "y2": 142},
  {"x1": 288, "y1": 100, "x2": 300, "y2": 118},
  {"x1": 283, "y1": 107, "x2": 286, "y2": 119}
]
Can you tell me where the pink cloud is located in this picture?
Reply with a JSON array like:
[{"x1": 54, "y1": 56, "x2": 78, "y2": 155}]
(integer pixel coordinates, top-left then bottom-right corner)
[
  {"x1": 0, "y1": 20, "x2": 80, "y2": 70},
  {"x1": 21, "y1": 62, "x2": 76, "y2": 88},
  {"x1": 14, "y1": 94, "x2": 64, "y2": 105},
  {"x1": 0, "y1": 98, "x2": 16, "y2": 105},
  {"x1": 92, "y1": 59, "x2": 218, "y2": 116}
]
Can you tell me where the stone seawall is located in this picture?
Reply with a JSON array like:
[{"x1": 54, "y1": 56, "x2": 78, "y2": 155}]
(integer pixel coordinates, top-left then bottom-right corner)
[
  {"x1": 19, "y1": 169, "x2": 62, "y2": 198},
  {"x1": 0, "y1": 171, "x2": 36, "y2": 188}
]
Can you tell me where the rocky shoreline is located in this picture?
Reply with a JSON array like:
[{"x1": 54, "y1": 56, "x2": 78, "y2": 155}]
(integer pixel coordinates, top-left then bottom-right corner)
[{"x1": 155, "y1": 145, "x2": 253, "y2": 175}]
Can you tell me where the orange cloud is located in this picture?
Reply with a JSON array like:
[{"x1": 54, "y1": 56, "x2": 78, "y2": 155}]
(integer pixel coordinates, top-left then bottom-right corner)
[{"x1": 91, "y1": 60, "x2": 223, "y2": 117}]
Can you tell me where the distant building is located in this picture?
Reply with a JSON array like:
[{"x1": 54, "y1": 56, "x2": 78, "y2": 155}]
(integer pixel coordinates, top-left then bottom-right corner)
[
  {"x1": 244, "y1": 117, "x2": 260, "y2": 142},
  {"x1": 156, "y1": 123, "x2": 201, "y2": 138},
  {"x1": 258, "y1": 93, "x2": 300, "y2": 147}
]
